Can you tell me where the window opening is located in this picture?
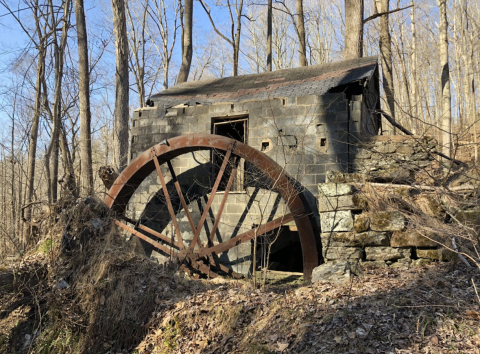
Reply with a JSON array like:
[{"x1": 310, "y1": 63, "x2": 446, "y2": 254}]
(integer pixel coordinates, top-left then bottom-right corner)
[{"x1": 212, "y1": 116, "x2": 248, "y2": 191}]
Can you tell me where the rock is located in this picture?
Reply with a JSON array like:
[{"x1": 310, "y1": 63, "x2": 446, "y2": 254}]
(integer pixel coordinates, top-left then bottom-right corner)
[
  {"x1": 361, "y1": 261, "x2": 387, "y2": 269},
  {"x1": 455, "y1": 208, "x2": 480, "y2": 227},
  {"x1": 365, "y1": 247, "x2": 411, "y2": 261},
  {"x1": 390, "y1": 258, "x2": 411, "y2": 269},
  {"x1": 412, "y1": 259, "x2": 432, "y2": 267},
  {"x1": 92, "y1": 218, "x2": 103, "y2": 229},
  {"x1": 318, "y1": 183, "x2": 355, "y2": 197},
  {"x1": 54, "y1": 278, "x2": 70, "y2": 290},
  {"x1": 311, "y1": 260, "x2": 362, "y2": 284},
  {"x1": 323, "y1": 247, "x2": 363, "y2": 261},
  {"x1": 354, "y1": 216, "x2": 370, "y2": 233},
  {"x1": 415, "y1": 195, "x2": 444, "y2": 217},
  {"x1": 396, "y1": 145, "x2": 415, "y2": 155},
  {"x1": 321, "y1": 231, "x2": 389, "y2": 247},
  {"x1": 370, "y1": 211, "x2": 405, "y2": 232},
  {"x1": 320, "y1": 211, "x2": 354, "y2": 232},
  {"x1": 369, "y1": 168, "x2": 414, "y2": 183},
  {"x1": 374, "y1": 142, "x2": 397, "y2": 154},
  {"x1": 416, "y1": 248, "x2": 455, "y2": 261},
  {"x1": 317, "y1": 194, "x2": 367, "y2": 212},
  {"x1": 326, "y1": 171, "x2": 365, "y2": 183},
  {"x1": 391, "y1": 230, "x2": 438, "y2": 247}
]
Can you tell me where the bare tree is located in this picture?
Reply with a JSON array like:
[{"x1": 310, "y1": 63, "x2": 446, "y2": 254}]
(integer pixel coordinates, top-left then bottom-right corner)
[
  {"x1": 74, "y1": 0, "x2": 94, "y2": 195},
  {"x1": 295, "y1": 0, "x2": 307, "y2": 66},
  {"x1": 267, "y1": 0, "x2": 272, "y2": 71},
  {"x1": 177, "y1": 0, "x2": 193, "y2": 83},
  {"x1": 378, "y1": 0, "x2": 395, "y2": 133},
  {"x1": 112, "y1": 0, "x2": 130, "y2": 171},
  {"x1": 200, "y1": 0, "x2": 244, "y2": 76},
  {"x1": 44, "y1": 0, "x2": 72, "y2": 203},
  {"x1": 344, "y1": 0, "x2": 363, "y2": 59},
  {"x1": 438, "y1": 0, "x2": 452, "y2": 158}
]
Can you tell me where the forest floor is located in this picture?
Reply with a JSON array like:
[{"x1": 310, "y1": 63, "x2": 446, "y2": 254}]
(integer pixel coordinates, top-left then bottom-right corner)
[{"x1": 1, "y1": 198, "x2": 480, "y2": 354}]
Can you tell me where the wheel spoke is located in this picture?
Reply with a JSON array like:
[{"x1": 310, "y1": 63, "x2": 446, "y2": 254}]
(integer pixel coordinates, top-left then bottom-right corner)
[
  {"x1": 153, "y1": 154, "x2": 185, "y2": 248},
  {"x1": 198, "y1": 213, "x2": 294, "y2": 258},
  {"x1": 190, "y1": 142, "x2": 235, "y2": 250},
  {"x1": 207, "y1": 156, "x2": 239, "y2": 246},
  {"x1": 115, "y1": 220, "x2": 179, "y2": 257},
  {"x1": 167, "y1": 160, "x2": 196, "y2": 234}
]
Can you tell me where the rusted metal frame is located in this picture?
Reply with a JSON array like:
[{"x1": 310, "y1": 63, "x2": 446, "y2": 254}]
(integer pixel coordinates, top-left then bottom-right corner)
[
  {"x1": 115, "y1": 220, "x2": 179, "y2": 257},
  {"x1": 166, "y1": 160, "x2": 202, "y2": 249},
  {"x1": 191, "y1": 260, "x2": 218, "y2": 278},
  {"x1": 207, "y1": 156, "x2": 240, "y2": 246},
  {"x1": 152, "y1": 152, "x2": 185, "y2": 248},
  {"x1": 138, "y1": 224, "x2": 182, "y2": 249},
  {"x1": 189, "y1": 141, "x2": 235, "y2": 250},
  {"x1": 198, "y1": 213, "x2": 294, "y2": 258},
  {"x1": 119, "y1": 215, "x2": 181, "y2": 248},
  {"x1": 210, "y1": 259, "x2": 243, "y2": 279},
  {"x1": 105, "y1": 134, "x2": 318, "y2": 281}
]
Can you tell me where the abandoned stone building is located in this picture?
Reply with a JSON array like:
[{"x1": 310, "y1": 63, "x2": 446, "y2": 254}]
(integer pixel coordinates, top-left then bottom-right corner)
[{"x1": 109, "y1": 55, "x2": 444, "y2": 280}]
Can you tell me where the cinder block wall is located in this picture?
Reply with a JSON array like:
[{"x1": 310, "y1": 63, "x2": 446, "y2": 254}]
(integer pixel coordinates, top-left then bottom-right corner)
[{"x1": 127, "y1": 93, "x2": 365, "y2": 272}]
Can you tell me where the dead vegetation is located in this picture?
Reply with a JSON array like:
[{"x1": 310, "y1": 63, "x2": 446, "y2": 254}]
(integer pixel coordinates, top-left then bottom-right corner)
[{"x1": 1, "y1": 196, "x2": 480, "y2": 354}]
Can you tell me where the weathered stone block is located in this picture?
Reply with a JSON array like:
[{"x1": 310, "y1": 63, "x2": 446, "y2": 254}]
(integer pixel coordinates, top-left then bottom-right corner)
[
  {"x1": 416, "y1": 248, "x2": 455, "y2": 261},
  {"x1": 311, "y1": 260, "x2": 361, "y2": 284},
  {"x1": 320, "y1": 211, "x2": 353, "y2": 232},
  {"x1": 412, "y1": 259, "x2": 432, "y2": 267},
  {"x1": 370, "y1": 211, "x2": 405, "y2": 232},
  {"x1": 317, "y1": 194, "x2": 367, "y2": 212},
  {"x1": 322, "y1": 231, "x2": 389, "y2": 247},
  {"x1": 365, "y1": 247, "x2": 411, "y2": 261},
  {"x1": 362, "y1": 261, "x2": 387, "y2": 269},
  {"x1": 354, "y1": 216, "x2": 370, "y2": 233},
  {"x1": 391, "y1": 230, "x2": 438, "y2": 248},
  {"x1": 323, "y1": 247, "x2": 363, "y2": 261},
  {"x1": 396, "y1": 145, "x2": 415, "y2": 155},
  {"x1": 318, "y1": 183, "x2": 354, "y2": 197}
]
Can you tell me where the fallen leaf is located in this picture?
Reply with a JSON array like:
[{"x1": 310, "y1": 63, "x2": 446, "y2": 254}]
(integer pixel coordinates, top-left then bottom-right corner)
[{"x1": 277, "y1": 342, "x2": 289, "y2": 351}]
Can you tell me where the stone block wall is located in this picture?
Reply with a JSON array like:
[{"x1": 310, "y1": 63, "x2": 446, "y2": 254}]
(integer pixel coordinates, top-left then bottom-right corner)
[
  {"x1": 350, "y1": 135, "x2": 437, "y2": 183},
  {"x1": 315, "y1": 134, "x2": 456, "y2": 274},
  {"x1": 318, "y1": 182, "x2": 452, "y2": 269}
]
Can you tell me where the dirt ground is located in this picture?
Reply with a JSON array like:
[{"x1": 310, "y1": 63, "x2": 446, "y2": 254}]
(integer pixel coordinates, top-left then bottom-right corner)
[
  {"x1": 2, "y1": 251, "x2": 479, "y2": 353},
  {"x1": 1, "y1": 198, "x2": 479, "y2": 353}
]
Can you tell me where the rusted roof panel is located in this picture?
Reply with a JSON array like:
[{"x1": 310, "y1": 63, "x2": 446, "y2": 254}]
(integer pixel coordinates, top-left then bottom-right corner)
[{"x1": 150, "y1": 56, "x2": 378, "y2": 110}]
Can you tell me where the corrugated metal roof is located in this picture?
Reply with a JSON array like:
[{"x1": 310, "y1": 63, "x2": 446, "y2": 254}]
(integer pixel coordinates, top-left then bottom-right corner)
[{"x1": 150, "y1": 56, "x2": 378, "y2": 109}]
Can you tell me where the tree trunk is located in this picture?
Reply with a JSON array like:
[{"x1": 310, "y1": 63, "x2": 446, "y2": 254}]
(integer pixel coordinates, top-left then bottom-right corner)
[
  {"x1": 379, "y1": 0, "x2": 396, "y2": 134},
  {"x1": 177, "y1": 0, "x2": 193, "y2": 83},
  {"x1": 267, "y1": 0, "x2": 272, "y2": 71},
  {"x1": 344, "y1": 0, "x2": 364, "y2": 59},
  {"x1": 296, "y1": 0, "x2": 307, "y2": 66},
  {"x1": 25, "y1": 46, "x2": 45, "y2": 236},
  {"x1": 46, "y1": 0, "x2": 71, "y2": 203},
  {"x1": 410, "y1": 0, "x2": 419, "y2": 134},
  {"x1": 112, "y1": 0, "x2": 130, "y2": 172},
  {"x1": 75, "y1": 0, "x2": 94, "y2": 196},
  {"x1": 232, "y1": 0, "x2": 244, "y2": 76},
  {"x1": 438, "y1": 0, "x2": 452, "y2": 158}
]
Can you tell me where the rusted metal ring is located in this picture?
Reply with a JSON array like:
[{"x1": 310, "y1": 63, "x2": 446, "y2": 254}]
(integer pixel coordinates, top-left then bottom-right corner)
[{"x1": 105, "y1": 133, "x2": 318, "y2": 281}]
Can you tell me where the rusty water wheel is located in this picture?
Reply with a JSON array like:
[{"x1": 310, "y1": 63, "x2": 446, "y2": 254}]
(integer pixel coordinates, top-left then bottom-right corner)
[{"x1": 104, "y1": 134, "x2": 318, "y2": 282}]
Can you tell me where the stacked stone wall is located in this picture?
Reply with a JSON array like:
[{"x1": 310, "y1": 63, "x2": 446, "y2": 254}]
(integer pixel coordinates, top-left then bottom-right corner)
[{"x1": 313, "y1": 135, "x2": 457, "y2": 282}]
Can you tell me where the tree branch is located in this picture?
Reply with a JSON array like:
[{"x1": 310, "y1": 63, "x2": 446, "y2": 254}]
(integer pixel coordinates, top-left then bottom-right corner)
[{"x1": 363, "y1": 5, "x2": 413, "y2": 24}]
